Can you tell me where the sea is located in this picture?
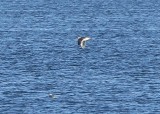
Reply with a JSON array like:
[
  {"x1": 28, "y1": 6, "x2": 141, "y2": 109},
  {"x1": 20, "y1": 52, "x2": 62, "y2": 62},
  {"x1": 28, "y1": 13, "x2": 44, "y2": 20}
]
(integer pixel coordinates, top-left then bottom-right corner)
[{"x1": 0, "y1": 0, "x2": 160, "y2": 114}]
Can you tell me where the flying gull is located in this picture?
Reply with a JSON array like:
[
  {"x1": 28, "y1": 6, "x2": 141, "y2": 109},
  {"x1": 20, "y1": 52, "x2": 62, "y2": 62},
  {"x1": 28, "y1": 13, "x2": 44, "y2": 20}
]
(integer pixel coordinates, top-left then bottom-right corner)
[{"x1": 78, "y1": 37, "x2": 91, "y2": 48}]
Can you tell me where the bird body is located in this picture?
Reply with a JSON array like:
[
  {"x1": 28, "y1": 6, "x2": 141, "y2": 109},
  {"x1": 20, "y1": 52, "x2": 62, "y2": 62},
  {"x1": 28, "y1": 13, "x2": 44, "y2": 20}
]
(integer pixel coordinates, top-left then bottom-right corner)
[{"x1": 78, "y1": 37, "x2": 91, "y2": 48}]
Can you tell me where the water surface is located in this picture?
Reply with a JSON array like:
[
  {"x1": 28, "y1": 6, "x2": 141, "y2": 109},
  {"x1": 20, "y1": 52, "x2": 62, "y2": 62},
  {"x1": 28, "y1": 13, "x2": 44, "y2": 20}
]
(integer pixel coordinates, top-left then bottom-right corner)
[{"x1": 0, "y1": 0, "x2": 160, "y2": 114}]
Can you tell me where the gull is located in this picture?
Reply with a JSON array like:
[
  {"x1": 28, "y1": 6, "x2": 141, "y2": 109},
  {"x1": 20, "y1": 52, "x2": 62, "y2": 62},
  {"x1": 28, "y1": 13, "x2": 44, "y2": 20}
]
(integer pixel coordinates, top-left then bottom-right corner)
[{"x1": 78, "y1": 37, "x2": 91, "y2": 48}]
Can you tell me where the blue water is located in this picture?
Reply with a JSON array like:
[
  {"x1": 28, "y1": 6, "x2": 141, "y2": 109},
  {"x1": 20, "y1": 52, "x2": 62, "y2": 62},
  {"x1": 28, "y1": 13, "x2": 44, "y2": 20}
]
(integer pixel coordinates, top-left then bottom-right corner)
[{"x1": 0, "y1": 0, "x2": 160, "y2": 113}]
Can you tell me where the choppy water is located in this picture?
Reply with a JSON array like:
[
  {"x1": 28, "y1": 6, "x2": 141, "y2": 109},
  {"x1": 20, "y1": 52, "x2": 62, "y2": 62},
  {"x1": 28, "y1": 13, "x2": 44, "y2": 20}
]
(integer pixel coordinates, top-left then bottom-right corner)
[{"x1": 0, "y1": 0, "x2": 160, "y2": 114}]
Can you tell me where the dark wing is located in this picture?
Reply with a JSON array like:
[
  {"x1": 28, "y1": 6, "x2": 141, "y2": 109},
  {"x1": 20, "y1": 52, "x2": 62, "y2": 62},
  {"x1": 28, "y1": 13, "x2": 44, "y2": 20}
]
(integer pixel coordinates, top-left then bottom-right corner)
[{"x1": 78, "y1": 37, "x2": 84, "y2": 45}]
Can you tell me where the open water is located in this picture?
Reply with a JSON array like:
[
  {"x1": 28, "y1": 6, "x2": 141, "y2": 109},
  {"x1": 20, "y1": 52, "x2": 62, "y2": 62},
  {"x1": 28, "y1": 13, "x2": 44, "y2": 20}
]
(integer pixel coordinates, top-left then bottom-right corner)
[{"x1": 0, "y1": 0, "x2": 160, "y2": 113}]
